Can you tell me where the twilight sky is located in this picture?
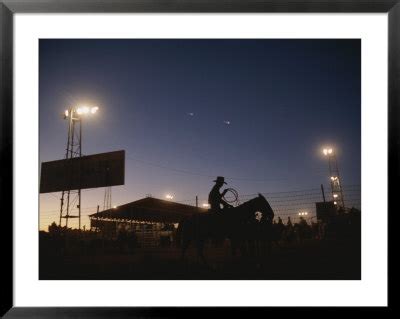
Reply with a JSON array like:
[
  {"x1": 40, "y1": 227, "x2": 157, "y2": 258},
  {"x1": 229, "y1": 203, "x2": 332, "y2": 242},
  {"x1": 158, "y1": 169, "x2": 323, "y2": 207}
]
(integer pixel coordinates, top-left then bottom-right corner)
[{"x1": 39, "y1": 39, "x2": 361, "y2": 230}]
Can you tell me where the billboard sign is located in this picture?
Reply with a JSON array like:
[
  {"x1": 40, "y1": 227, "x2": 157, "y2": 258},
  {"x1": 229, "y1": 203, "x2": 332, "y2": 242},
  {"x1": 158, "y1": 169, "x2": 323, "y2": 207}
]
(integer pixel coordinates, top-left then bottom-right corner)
[{"x1": 40, "y1": 150, "x2": 125, "y2": 193}]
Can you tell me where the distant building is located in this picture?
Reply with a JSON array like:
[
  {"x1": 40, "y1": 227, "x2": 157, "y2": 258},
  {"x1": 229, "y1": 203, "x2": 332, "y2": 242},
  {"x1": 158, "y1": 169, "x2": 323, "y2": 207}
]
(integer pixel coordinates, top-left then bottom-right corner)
[
  {"x1": 315, "y1": 201, "x2": 337, "y2": 222},
  {"x1": 89, "y1": 197, "x2": 207, "y2": 247}
]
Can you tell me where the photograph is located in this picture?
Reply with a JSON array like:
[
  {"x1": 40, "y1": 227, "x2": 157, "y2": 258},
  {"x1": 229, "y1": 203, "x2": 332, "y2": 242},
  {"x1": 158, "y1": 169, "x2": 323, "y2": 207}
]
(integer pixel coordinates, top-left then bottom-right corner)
[{"x1": 38, "y1": 38, "x2": 361, "y2": 280}]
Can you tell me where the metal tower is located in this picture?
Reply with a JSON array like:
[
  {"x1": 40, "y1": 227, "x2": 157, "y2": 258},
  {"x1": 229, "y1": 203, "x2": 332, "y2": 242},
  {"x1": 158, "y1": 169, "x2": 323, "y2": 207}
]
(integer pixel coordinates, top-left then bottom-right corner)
[
  {"x1": 323, "y1": 147, "x2": 345, "y2": 209},
  {"x1": 103, "y1": 186, "x2": 112, "y2": 210},
  {"x1": 59, "y1": 108, "x2": 82, "y2": 229}
]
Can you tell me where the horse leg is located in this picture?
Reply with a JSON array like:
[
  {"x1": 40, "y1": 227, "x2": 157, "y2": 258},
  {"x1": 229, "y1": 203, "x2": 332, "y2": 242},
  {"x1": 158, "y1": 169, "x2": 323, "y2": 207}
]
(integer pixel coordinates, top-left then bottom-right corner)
[
  {"x1": 265, "y1": 239, "x2": 271, "y2": 256},
  {"x1": 248, "y1": 239, "x2": 255, "y2": 258},
  {"x1": 231, "y1": 239, "x2": 238, "y2": 257},
  {"x1": 274, "y1": 238, "x2": 281, "y2": 250},
  {"x1": 256, "y1": 239, "x2": 261, "y2": 258},
  {"x1": 180, "y1": 239, "x2": 189, "y2": 262},
  {"x1": 240, "y1": 241, "x2": 247, "y2": 258},
  {"x1": 196, "y1": 240, "x2": 207, "y2": 265}
]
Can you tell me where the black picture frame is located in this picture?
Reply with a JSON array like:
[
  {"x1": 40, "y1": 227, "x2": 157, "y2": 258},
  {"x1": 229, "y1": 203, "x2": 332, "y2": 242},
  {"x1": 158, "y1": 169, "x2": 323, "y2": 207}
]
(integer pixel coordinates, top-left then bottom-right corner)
[{"x1": 0, "y1": 0, "x2": 396, "y2": 316}]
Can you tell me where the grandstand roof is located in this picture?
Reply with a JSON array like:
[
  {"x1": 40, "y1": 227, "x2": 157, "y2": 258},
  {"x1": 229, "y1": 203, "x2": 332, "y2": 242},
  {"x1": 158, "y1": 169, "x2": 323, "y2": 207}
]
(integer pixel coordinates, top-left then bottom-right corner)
[{"x1": 89, "y1": 197, "x2": 208, "y2": 223}]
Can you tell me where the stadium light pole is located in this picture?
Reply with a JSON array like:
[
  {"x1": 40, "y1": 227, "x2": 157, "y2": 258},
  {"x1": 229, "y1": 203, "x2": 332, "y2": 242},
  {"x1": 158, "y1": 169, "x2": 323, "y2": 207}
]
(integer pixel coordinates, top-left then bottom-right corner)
[
  {"x1": 60, "y1": 106, "x2": 99, "y2": 230},
  {"x1": 322, "y1": 147, "x2": 345, "y2": 209}
]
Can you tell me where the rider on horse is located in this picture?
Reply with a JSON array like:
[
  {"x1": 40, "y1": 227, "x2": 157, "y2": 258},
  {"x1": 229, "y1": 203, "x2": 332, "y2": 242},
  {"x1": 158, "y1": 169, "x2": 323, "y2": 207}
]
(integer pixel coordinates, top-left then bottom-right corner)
[{"x1": 208, "y1": 176, "x2": 233, "y2": 213}]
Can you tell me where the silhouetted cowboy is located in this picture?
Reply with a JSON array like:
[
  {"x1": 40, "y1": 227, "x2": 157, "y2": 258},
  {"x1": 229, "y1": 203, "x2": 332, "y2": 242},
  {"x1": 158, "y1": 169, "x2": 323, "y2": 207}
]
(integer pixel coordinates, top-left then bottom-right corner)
[{"x1": 208, "y1": 176, "x2": 233, "y2": 213}]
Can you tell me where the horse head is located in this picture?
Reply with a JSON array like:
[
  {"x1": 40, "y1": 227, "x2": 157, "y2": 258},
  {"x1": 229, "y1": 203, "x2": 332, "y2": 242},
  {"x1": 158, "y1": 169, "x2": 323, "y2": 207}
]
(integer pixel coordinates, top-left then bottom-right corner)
[
  {"x1": 235, "y1": 193, "x2": 275, "y2": 224},
  {"x1": 252, "y1": 193, "x2": 275, "y2": 223}
]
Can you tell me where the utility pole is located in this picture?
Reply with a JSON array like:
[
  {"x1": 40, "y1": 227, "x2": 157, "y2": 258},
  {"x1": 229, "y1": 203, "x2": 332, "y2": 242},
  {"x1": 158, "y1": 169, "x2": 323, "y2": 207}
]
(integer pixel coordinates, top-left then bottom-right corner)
[{"x1": 320, "y1": 184, "x2": 326, "y2": 202}]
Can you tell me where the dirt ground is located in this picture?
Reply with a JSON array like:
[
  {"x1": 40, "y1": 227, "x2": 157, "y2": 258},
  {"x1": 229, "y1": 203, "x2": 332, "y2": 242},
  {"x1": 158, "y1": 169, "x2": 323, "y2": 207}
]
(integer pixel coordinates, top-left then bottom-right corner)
[{"x1": 39, "y1": 238, "x2": 360, "y2": 280}]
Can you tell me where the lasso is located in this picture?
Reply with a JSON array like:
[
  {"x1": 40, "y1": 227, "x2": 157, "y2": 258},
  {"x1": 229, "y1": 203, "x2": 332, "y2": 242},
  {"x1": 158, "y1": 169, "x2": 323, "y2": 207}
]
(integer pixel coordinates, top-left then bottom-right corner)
[{"x1": 223, "y1": 188, "x2": 240, "y2": 206}]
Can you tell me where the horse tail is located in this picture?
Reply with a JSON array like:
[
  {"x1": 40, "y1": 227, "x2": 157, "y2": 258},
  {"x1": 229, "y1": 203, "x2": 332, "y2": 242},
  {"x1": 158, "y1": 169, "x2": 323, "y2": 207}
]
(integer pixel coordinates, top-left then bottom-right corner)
[{"x1": 175, "y1": 218, "x2": 185, "y2": 247}]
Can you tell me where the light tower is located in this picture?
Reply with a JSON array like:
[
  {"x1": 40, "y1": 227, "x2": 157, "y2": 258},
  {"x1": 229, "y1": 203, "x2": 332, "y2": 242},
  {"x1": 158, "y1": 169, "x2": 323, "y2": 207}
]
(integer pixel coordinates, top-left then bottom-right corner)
[
  {"x1": 59, "y1": 105, "x2": 98, "y2": 229},
  {"x1": 322, "y1": 147, "x2": 345, "y2": 209}
]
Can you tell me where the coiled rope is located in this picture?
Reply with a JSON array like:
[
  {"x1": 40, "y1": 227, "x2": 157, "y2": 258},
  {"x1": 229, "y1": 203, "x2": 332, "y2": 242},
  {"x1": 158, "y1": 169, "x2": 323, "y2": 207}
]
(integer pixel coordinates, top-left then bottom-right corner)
[{"x1": 223, "y1": 188, "x2": 240, "y2": 206}]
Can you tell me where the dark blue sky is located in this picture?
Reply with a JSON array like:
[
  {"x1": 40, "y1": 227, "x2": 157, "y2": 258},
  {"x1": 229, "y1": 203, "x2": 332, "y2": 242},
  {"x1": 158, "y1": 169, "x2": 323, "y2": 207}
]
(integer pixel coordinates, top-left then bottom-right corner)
[{"x1": 39, "y1": 39, "x2": 360, "y2": 227}]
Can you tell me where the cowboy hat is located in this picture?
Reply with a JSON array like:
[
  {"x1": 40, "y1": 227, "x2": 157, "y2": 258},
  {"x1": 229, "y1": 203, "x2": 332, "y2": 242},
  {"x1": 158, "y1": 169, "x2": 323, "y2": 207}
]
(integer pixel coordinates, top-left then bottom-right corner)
[{"x1": 213, "y1": 176, "x2": 227, "y2": 184}]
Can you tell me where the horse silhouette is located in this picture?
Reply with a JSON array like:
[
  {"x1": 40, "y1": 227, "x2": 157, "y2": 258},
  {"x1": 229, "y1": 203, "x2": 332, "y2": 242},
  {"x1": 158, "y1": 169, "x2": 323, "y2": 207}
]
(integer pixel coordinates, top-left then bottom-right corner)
[{"x1": 177, "y1": 193, "x2": 275, "y2": 263}]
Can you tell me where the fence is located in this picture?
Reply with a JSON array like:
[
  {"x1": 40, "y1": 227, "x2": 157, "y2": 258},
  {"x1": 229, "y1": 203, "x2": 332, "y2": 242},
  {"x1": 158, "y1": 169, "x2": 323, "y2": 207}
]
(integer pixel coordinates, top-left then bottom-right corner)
[{"x1": 40, "y1": 184, "x2": 361, "y2": 230}]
